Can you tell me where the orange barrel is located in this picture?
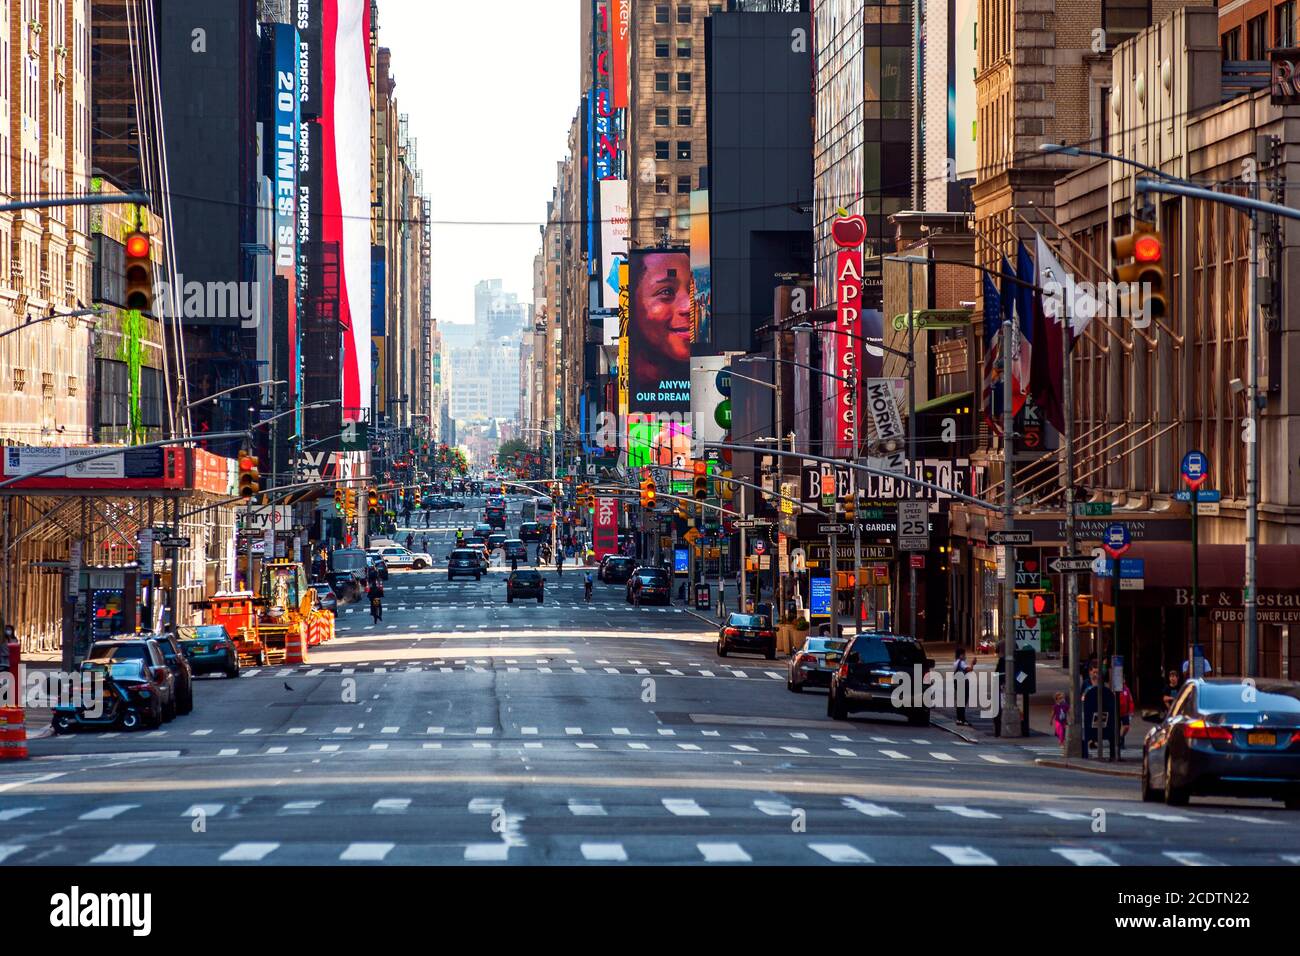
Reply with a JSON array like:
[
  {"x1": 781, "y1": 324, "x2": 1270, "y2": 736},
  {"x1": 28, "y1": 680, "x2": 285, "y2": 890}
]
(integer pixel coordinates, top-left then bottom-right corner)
[
  {"x1": 0, "y1": 707, "x2": 28, "y2": 760},
  {"x1": 284, "y1": 625, "x2": 307, "y2": 664}
]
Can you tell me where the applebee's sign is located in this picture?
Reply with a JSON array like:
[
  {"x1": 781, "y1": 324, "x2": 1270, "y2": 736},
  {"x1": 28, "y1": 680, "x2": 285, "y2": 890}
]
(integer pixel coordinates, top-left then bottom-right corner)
[{"x1": 832, "y1": 215, "x2": 866, "y2": 457}]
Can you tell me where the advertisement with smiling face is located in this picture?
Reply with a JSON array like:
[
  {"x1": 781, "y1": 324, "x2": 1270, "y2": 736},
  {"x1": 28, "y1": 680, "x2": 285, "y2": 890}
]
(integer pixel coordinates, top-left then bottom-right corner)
[{"x1": 628, "y1": 248, "x2": 693, "y2": 415}]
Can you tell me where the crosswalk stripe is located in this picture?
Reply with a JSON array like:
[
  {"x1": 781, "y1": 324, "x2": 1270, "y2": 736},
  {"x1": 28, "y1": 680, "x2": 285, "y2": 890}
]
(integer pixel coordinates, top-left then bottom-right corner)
[
  {"x1": 979, "y1": 754, "x2": 1011, "y2": 764},
  {"x1": 628, "y1": 742, "x2": 649, "y2": 750},
  {"x1": 611, "y1": 727, "x2": 630, "y2": 735},
  {"x1": 880, "y1": 750, "x2": 909, "y2": 759},
  {"x1": 0, "y1": 845, "x2": 27, "y2": 863},
  {"x1": 464, "y1": 843, "x2": 510, "y2": 861},
  {"x1": 937, "y1": 805, "x2": 1001, "y2": 820},
  {"x1": 238, "y1": 728, "x2": 261, "y2": 736},
  {"x1": 810, "y1": 843, "x2": 872, "y2": 863},
  {"x1": 933, "y1": 845, "x2": 998, "y2": 865},
  {"x1": 730, "y1": 744, "x2": 758, "y2": 752},
  {"x1": 1164, "y1": 851, "x2": 1224, "y2": 866},
  {"x1": 182, "y1": 803, "x2": 224, "y2": 819},
  {"x1": 1032, "y1": 809, "x2": 1092, "y2": 821},
  {"x1": 842, "y1": 798, "x2": 901, "y2": 817},
  {"x1": 930, "y1": 752, "x2": 957, "y2": 761},
  {"x1": 699, "y1": 842, "x2": 751, "y2": 862},
  {"x1": 281, "y1": 800, "x2": 321, "y2": 813},
  {"x1": 266, "y1": 746, "x2": 288, "y2": 755},
  {"x1": 781, "y1": 746, "x2": 809, "y2": 754},
  {"x1": 663, "y1": 798, "x2": 709, "y2": 817},
  {"x1": 581, "y1": 842, "x2": 627, "y2": 861},
  {"x1": 373, "y1": 798, "x2": 411, "y2": 813},
  {"x1": 830, "y1": 748, "x2": 857, "y2": 757},
  {"x1": 754, "y1": 799, "x2": 792, "y2": 816},
  {"x1": 677, "y1": 743, "x2": 702, "y2": 751},
  {"x1": 220, "y1": 842, "x2": 280, "y2": 862},
  {"x1": 80, "y1": 804, "x2": 137, "y2": 821},
  {"x1": 340, "y1": 842, "x2": 394, "y2": 861},
  {"x1": 91, "y1": 844, "x2": 155, "y2": 864},
  {"x1": 0, "y1": 808, "x2": 40, "y2": 821},
  {"x1": 568, "y1": 799, "x2": 606, "y2": 816},
  {"x1": 1053, "y1": 847, "x2": 1117, "y2": 866}
]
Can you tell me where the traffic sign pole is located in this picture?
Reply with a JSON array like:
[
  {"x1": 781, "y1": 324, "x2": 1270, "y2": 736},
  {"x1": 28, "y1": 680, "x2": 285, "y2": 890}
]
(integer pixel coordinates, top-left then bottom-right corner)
[{"x1": 1000, "y1": 319, "x2": 1021, "y2": 737}]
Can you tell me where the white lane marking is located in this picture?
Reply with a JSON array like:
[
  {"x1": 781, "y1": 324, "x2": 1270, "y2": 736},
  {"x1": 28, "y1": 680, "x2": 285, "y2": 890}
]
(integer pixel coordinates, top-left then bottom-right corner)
[
  {"x1": 319, "y1": 745, "x2": 339, "y2": 753},
  {"x1": 476, "y1": 727, "x2": 494, "y2": 735},
  {"x1": 628, "y1": 743, "x2": 649, "y2": 750},
  {"x1": 238, "y1": 728, "x2": 261, "y2": 736},
  {"x1": 667, "y1": 669, "x2": 684, "y2": 675},
  {"x1": 521, "y1": 726, "x2": 538, "y2": 735},
  {"x1": 1164, "y1": 851, "x2": 1224, "y2": 867},
  {"x1": 603, "y1": 667, "x2": 620, "y2": 674},
  {"x1": 220, "y1": 842, "x2": 279, "y2": 862},
  {"x1": 1031, "y1": 809, "x2": 1092, "y2": 821},
  {"x1": 190, "y1": 729, "x2": 212, "y2": 737},
  {"x1": 663, "y1": 798, "x2": 709, "y2": 817},
  {"x1": 427, "y1": 727, "x2": 444, "y2": 735},
  {"x1": 930, "y1": 752, "x2": 958, "y2": 762},
  {"x1": 810, "y1": 843, "x2": 873, "y2": 864},
  {"x1": 576, "y1": 743, "x2": 598, "y2": 750},
  {"x1": 565, "y1": 727, "x2": 583, "y2": 735},
  {"x1": 932, "y1": 845, "x2": 998, "y2": 865},
  {"x1": 634, "y1": 668, "x2": 649, "y2": 675},
  {"x1": 340, "y1": 842, "x2": 394, "y2": 861},
  {"x1": 464, "y1": 843, "x2": 509, "y2": 861},
  {"x1": 789, "y1": 732, "x2": 809, "y2": 740},
  {"x1": 936, "y1": 805, "x2": 1001, "y2": 820},
  {"x1": 305, "y1": 668, "x2": 323, "y2": 676},
  {"x1": 523, "y1": 742, "x2": 542, "y2": 749},
  {"x1": 278, "y1": 801, "x2": 318, "y2": 816},
  {"x1": 842, "y1": 798, "x2": 902, "y2": 817},
  {"x1": 699, "y1": 842, "x2": 751, "y2": 863},
  {"x1": 373, "y1": 798, "x2": 411, "y2": 813},
  {"x1": 698, "y1": 670, "x2": 715, "y2": 677},
  {"x1": 830, "y1": 748, "x2": 857, "y2": 757},
  {"x1": 702, "y1": 730, "x2": 720, "y2": 737},
  {"x1": 657, "y1": 729, "x2": 677, "y2": 736},
  {"x1": 90, "y1": 844, "x2": 155, "y2": 864},
  {"x1": 471, "y1": 742, "x2": 491, "y2": 750},
  {"x1": 581, "y1": 842, "x2": 627, "y2": 861},
  {"x1": 730, "y1": 744, "x2": 758, "y2": 752},
  {"x1": 0, "y1": 845, "x2": 27, "y2": 863},
  {"x1": 1121, "y1": 811, "x2": 1196, "y2": 823},
  {"x1": 382, "y1": 726, "x2": 400, "y2": 735},
  {"x1": 0, "y1": 808, "x2": 41, "y2": 821},
  {"x1": 765, "y1": 672, "x2": 783, "y2": 679},
  {"x1": 677, "y1": 743, "x2": 702, "y2": 751},
  {"x1": 754, "y1": 799, "x2": 792, "y2": 817},
  {"x1": 870, "y1": 736, "x2": 895, "y2": 743},
  {"x1": 781, "y1": 746, "x2": 809, "y2": 754},
  {"x1": 730, "y1": 671, "x2": 748, "y2": 679},
  {"x1": 182, "y1": 803, "x2": 224, "y2": 819},
  {"x1": 611, "y1": 727, "x2": 630, "y2": 735},
  {"x1": 266, "y1": 746, "x2": 288, "y2": 755},
  {"x1": 80, "y1": 804, "x2": 138, "y2": 821},
  {"x1": 978, "y1": 754, "x2": 1011, "y2": 764},
  {"x1": 287, "y1": 727, "x2": 306, "y2": 735},
  {"x1": 218, "y1": 748, "x2": 239, "y2": 756},
  {"x1": 568, "y1": 799, "x2": 607, "y2": 816},
  {"x1": 423, "y1": 743, "x2": 442, "y2": 750},
  {"x1": 1053, "y1": 847, "x2": 1117, "y2": 866},
  {"x1": 832, "y1": 734, "x2": 852, "y2": 741},
  {"x1": 880, "y1": 750, "x2": 909, "y2": 760}
]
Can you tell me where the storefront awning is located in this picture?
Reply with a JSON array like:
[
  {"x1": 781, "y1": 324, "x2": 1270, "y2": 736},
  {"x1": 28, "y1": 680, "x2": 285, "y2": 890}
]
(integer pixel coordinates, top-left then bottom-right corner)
[{"x1": 1122, "y1": 542, "x2": 1300, "y2": 589}]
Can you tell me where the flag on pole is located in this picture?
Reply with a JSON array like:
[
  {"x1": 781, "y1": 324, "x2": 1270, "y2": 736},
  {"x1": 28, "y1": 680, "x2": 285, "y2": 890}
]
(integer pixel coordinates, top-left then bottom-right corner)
[
  {"x1": 1031, "y1": 232, "x2": 1070, "y2": 432},
  {"x1": 1000, "y1": 256, "x2": 1029, "y2": 418},
  {"x1": 981, "y1": 271, "x2": 1005, "y2": 433}
]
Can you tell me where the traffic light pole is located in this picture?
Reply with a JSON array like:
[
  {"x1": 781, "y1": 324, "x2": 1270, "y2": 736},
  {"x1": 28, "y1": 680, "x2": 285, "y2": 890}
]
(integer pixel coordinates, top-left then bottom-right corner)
[{"x1": 1001, "y1": 319, "x2": 1022, "y2": 737}]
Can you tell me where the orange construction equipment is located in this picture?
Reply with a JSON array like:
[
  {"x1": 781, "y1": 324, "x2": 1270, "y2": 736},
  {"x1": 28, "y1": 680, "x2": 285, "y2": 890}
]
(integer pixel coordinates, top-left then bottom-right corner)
[
  {"x1": 0, "y1": 707, "x2": 28, "y2": 760},
  {"x1": 192, "y1": 593, "x2": 271, "y2": 666}
]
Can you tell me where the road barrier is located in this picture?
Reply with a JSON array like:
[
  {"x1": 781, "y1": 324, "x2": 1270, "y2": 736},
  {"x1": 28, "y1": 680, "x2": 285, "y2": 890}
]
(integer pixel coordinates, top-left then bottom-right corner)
[
  {"x1": 284, "y1": 626, "x2": 308, "y2": 665},
  {"x1": 0, "y1": 707, "x2": 28, "y2": 760}
]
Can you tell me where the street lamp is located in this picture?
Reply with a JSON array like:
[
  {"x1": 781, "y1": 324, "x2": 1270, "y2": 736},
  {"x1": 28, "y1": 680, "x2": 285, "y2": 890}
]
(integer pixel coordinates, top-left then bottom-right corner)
[
  {"x1": 0, "y1": 305, "x2": 100, "y2": 340},
  {"x1": 183, "y1": 379, "x2": 286, "y2": 410}
]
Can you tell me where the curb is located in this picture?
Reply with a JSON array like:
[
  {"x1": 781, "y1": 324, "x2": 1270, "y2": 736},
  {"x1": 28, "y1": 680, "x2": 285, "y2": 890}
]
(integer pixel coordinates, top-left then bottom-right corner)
[
  {"x1": 931, "y1": 715, "x2": 982, "y2": 744},
  {"x1": 1035, "y1": 757, "x2": 1141, "y2": 778}
]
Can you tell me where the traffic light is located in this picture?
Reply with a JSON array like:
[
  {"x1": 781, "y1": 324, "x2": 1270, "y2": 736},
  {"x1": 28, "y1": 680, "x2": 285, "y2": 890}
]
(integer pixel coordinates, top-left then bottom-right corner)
[
  {"x1": 693, "y1": 474, "x2": 708, "y2": 500},
  {"x1": 123, "y1": 231, "x2": 154, "y2": 314},
  {"x1": 1016, "y1": 590, "x2": 1056, "y2": 617},
  {"x1": 413, "y1": 486, "x2": 422, "y2": 509},
  {"x1": 640, "y1": 477, "x2": 657, "y2": 510},
  {"x1": 345, "y1": 489, "x2": 357, "y2": 517},
  {"x1": 719, "y1": 471, "x2": 734, "y2": 502},
  {"x1": 367, "y1": 488, "x2": 379, "y2": 513},
  {"x1": 238, "y1": 451, "x2": 260, "y2": 499},
  {"x1": 1111, "y1": 216, "x2": 1166, "y2": 321},
  {"x1": 843, "y1": 494, "x2": 856, "y2": 522},
  {"x1": 676, "y1": 498, "x2": 688, "y2": 519}
]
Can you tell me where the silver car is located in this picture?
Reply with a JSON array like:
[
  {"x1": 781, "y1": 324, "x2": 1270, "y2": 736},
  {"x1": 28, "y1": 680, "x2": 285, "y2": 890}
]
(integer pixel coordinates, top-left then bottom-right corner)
[{"x1": 787, "y1": 636, "x2": 848, "y2": 692}]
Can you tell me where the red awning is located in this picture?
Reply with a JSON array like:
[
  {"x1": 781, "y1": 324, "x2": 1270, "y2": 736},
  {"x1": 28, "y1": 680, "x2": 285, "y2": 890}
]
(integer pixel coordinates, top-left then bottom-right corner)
[{"x1": 1122, "y1": 543, "x2": 1300, "y2": 590}]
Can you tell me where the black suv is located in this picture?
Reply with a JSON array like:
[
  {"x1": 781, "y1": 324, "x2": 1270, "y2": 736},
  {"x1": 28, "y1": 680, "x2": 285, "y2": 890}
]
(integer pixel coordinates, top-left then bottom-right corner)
[
  {"x1": 507, "y1": 569, "x2": 545, "y2": 603},
  {"x1": 85, "y1": 636, "x2": 192, "y2": 719},
  {"x1": 827, "y1": 633, "x2": 934, "y2": 726},
  {"x1": 600, "y1": 555, "x2": 636, "y2": 584},
  {"x1": 448, "y1": 548, "x2": 484, "y2": 581},
  {"x1": 626, "y1": 566, "x2": 672, "y2": 605}
]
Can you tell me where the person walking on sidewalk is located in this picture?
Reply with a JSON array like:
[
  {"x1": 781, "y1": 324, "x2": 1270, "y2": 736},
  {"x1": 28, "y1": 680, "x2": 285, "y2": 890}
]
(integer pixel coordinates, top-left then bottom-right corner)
[
  {"x1": 1118, "y1": 677, "x2": 1135, "y2": 751},
  {"x1": 1051, "y1": 691, "x2": 1069, "y2": 745},
  {"x1": 367, "y1": 580, "x2": 384, "y2": 624},
  {"x1": 953, "y1": 647, "x2": 974, "y2": 726}
]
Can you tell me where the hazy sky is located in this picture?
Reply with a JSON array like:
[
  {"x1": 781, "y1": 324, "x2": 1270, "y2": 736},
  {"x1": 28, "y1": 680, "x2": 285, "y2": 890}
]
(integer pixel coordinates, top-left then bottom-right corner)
[{"x1": 379, "y1": 1, "x2": 579, "y2": 327}]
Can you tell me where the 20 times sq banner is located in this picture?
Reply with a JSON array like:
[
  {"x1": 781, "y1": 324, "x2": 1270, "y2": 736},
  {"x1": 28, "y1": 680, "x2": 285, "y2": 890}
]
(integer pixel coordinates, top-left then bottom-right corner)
[{"x1": 627, "y1": 248, "x2": 692, "y2": 415}]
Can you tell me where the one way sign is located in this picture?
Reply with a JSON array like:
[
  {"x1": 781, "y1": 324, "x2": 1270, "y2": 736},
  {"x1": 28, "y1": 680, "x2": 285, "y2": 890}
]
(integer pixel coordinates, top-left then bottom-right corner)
[{"x1": 1049, "y1": 555, "x2": 1095, "y2": 574}]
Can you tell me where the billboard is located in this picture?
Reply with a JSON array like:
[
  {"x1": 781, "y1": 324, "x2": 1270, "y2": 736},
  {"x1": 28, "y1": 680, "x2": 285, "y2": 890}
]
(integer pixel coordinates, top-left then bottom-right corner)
[
  {"x1": 689, "y1": 190, "x2": 711, "y2": 346},
  {"x1": 599, "y1": 180, "x2": 629, "y2": 309},
  {"x1": 627, "y1": 248, "x2": 692, "y2": 416},
  {"x1": 610, "y1": 0, "x2": 630, "y2": 111},
  {"x1": 270, "y1": 24, "x2": 301, "y2": 421},
  {"x1": 594, "y1": 496, "x2": 619, "y2": 560},
  {"x1": 617, "y1": 261, "x2": 630, "y2": 420},
  {"x1": 690, "y1": 355, "x2": 730, "y2": 451},
  {"x1": 322, "y1": 0, "x2": 372, "y2": 424}
]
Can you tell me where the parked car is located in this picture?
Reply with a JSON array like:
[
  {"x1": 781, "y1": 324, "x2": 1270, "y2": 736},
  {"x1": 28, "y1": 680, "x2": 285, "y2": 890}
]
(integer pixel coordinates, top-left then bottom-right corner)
[
  {"x1": 1141, "y1": 677, "x2": 1300, "y2": 808},
  {"x1": 176, "y1": 624, "x2": 240, "y2": 679},
  {"x1": 507, "y1": 569, "x2": 545, "y2": 603},
  {"x1": 448, "y1": 548, "x2": 484, "y2": 581},
  {"x1": 787, "y1": 636, "x2": 848, "y2": 691},
  {"x1": 149, "y1": 633, "x2": 195, "y2": 715},
  {"x1": 600, "y1": 555, "x2": 636, "y2": 584},
  {"x1": 717, "y1": 612, "x2": 776, "y2": 660},
  {"x1": 311, "y1": 582, "x2": 339, "y2": 613},
  {"x1": 58, "y1": 659, "x2": 167, "y2": 731},
  {"x1": 504, "y1": 539, "x2": 528, "y2": 561},
  {"x1": 369, "y1": 545, "x2": 433, "y2": 570},
  {"x1": 827, "y1": 633, "x2": 933, "y2": 725},
  {"x1": 519, "y1": 521, "x2": 543, "y2": 542},
  {"x1": 84, "y1": 637, "x2": 179, "y2": 721},
  {"x1": 626, "y1": 566, "x2": 672, "y2": 605}
]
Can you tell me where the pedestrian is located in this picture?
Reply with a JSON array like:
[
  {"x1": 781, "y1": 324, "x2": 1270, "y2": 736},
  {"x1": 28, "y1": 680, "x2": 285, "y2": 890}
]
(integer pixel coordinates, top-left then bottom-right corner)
[
  {"x1": 1083, "y1": 665, "x2": 1102, "y2": 751},
  {"x1": 992, "y1": 643, "x2": 1007, "y2": 736},
  {"x1": 1051, "y1": 691, "x2": 1069, "y2": 745},
  {"x1": 555, "y1": 548, "x2": 564, "y2": 577},
  {"x1": 405, "y1": 532, "x2": 414, "y2": 551},
  {"x1": 953, "y1": 647, "x2": 974, "y2": 726},
  {"x1": 1181, "y1": 653, "x2": 1212, "y2": 679},
  {"x1": 632, "y1": 575, "x2": 643, "y2": 607},
  {"x1": 1118, "y1": 677, "x2": 1135, "y2": 751},
  {"x1": 367, "y1": 580, "x2": 384, "y2": 623},
  {"x1": 419, "y1": 534, "x2": 429, "y2": 555},
  {"x1": 1162, "y1": 669, "x2": 1182, "y2": 714}
]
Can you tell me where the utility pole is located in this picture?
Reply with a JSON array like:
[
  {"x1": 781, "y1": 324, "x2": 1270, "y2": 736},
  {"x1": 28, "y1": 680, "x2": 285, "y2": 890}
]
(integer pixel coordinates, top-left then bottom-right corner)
[
  {"x1": 906, "y1": 261, "x2": 918, "y2": 643},
  {"x1": 1001, "y1": 318, "x2": 1022, "y2": 736},
  {"x1": 1062, "y1": 256, "x2": 1082, "y2": 757},
  {"x1": 1244, "y1": 183, "x2": 1260, "y2": 678}
]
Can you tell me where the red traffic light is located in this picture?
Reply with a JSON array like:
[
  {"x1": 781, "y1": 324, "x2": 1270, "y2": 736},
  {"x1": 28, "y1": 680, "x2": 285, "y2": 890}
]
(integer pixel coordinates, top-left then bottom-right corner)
[
  {"x1": 1133, "y1": 233, "x2": 1162, "y2": 262},
  {"x1": 125, "y1": 233, "x2": 151, "y2": 259},
  {"x1": 1032, "y1": 594, "x2": 1050, "y2": 615}
]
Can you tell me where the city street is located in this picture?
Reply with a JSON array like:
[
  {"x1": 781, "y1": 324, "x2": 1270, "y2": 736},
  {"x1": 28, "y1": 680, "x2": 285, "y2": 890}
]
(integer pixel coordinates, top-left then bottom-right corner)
[{"x1": 4, "y1": 504, "x2": 1297, "y2": 868}]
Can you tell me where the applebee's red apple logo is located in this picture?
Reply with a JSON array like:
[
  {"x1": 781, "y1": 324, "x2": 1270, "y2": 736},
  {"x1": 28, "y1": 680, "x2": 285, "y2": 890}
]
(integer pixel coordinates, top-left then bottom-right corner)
[{"x1": 832, "y1": 215, "x2": 867, "y2": 249}]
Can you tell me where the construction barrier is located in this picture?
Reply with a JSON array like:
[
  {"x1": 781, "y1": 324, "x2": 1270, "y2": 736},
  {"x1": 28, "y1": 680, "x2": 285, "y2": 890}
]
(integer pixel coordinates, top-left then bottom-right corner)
[
  {"x1": 0, "y1": 707, "x2": 28, "y2": 760},
  {"x1": 284, "y1": 625, "x2": 308, "y2": 665}
]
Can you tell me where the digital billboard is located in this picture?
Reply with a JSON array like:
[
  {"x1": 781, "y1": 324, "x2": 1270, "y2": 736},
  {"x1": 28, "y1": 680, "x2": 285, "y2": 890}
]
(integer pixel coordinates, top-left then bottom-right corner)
[
  {"x1": 627, "y1": 248, "x2": 692, "y2": 416},
  {"x1": 689, "y1": 190, "x2": 711, "y2": 346}
]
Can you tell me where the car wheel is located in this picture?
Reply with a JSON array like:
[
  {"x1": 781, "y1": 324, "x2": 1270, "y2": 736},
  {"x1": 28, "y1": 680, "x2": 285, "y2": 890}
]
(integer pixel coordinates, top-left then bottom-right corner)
[
  {"x1": 765, "y1": 644, "x2": 776, "y2": 661},
  {"x1": 1140, "y1": 752, "x2": 1159, "y2": 802},
  {"x1": 413, "y1": 560, "x2": 426, "y2": 570},
  {"x1": 717, "y1": 641, "x2": 728, "y2": 657},
  {"x1": 787, "y1": 678, "x2": 801, "y2": 693},
  {"x1": 178, "y1": 688, "x2": 194, "y2": 716},
  {"x1": 538, "y1": 596, "x2": 544, "y2": 604},
  {"x1": 53, "y1": 713, "x2": 75, "y2": 734},
  {"x1": 1163, "y1": 754, "x2": 1190, "y2": 806},
  {"x1": 162, "y1": 693, "x2": 177, "y2": 722},
  {"x1": 225, "y1": 666, "x2": 240, "y2": 680},
  {"x1": 121, "y1": 710, "x2": 143, "y2": 731},
  {"x1": 827, "y1": 690, "x2": 848, "y2": 721}
]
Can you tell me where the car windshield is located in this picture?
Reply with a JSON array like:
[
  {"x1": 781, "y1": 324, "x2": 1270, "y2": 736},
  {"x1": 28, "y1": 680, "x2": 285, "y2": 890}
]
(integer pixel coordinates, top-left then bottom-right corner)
[
  {"x1": 850, "y1": 636, "x2": 925, "y2": 668},
  {"x1": 178, "y1": 625, "x2": 226, "y2": 642},
  {"x1": 87, "y1": 642, "x2": 148, "y2": 662},
  {"x1": 331, "y1": 549, "x2": 368, "y2": 572},
  {"x1": 313, "y1": 586, "x2": 333, "y2": 597},
  {"x1": 805, "y1": 638, "x2": 848, "y2": 654},
  {"x1": 729, "y1": 614, "x2": 770, "y2": 629},
  {"x1": 637, "y1": 570, "x2": 669, "y2": 583},
  {"x1": 451, "y1": 550, "x2": 478, "y2": 560},
  {"x1": 107, "y1": 660, "x2": 149, "y2": 682},
  {"x1": 1198, "y1": 682, "x2": 1300, "y2": 714},
  {"x1": 512, "y1": 571, "x2": 542, "y2": 582}
]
